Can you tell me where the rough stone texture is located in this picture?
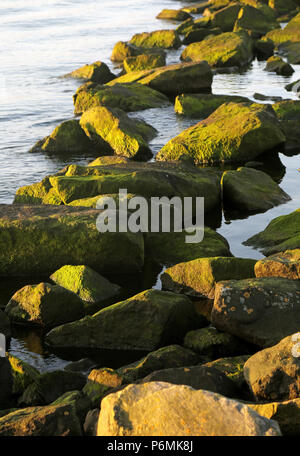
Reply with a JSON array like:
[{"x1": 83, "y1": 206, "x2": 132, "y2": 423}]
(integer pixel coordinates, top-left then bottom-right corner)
[
  {"x1": 263, "y1": 12, "x2": 300, "y2": 45},
  {"x1": 265, "y1": 56, "x2": 294, "y2": 75},
  {"x1": 212, "y1": 277, "x2": 300, "y2": 348},
  {"x1": 156, "y1": 9, "x2": 191, "y2": 21},
  {"x1": 7, "y1": 354, "x2": 40, "y2": 395},
  {"x1": 174, "y1": 93, "x2": 250, "y2": 118},
  {"x1": 255, "y1": 249, "x2": 300, "y2": 279},
  {"x1": 123, "y1": 54, "x2": 166, "y2": 73},
  {"x1": 110, "y1": 41, "x2": 166, "y2": 62},
  {"x1": 234, "y1": 5, "x2": 278, "y2": 38},
  {"x1": 203, "y1": 355, "x2": 250, "y2": 391},
  {"x1": 64, "y1": 61, "x2": 116, "y2": 84},
  {"x1": 129, "y1": 29, "x2": 181, "y2": 49},
  {"x1": 97, "y1": 382, "x2": 281, "y2": 436}
]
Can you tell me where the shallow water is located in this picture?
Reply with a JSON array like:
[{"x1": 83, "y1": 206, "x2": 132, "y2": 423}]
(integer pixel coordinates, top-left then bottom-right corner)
[{"x1": 1, "y1": 0, "x2": 300, "y2": 369}]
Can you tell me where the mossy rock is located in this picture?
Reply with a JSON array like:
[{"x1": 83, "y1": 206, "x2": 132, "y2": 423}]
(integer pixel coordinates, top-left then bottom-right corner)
[
  {"x1": 203, "y1": 355, "x2": 250, "y2": 390},
  {"x1": 51, "y1": 390, "x2": 92, "y2": 424},
  {"x1": 110, "y1": 41, "x2": 166, "y2": 62},
  {"x1": 268, "y1": 0, "x2": 297, "y2": 16},
  {"x1": 264, "y1": 55, "x2": 294, "y2": 75},
  {"x1": 88, "y1": 156, "x2": 130, "y2": 166},
  {"x1": 210, "y1": 3, "x2": 242, "y2": 32},
  {"x1": 79, "y1": 106, "x2": 156, "y2": 160},
  {"x1": 263, "y1": 12, "x2": 300, "y2": 45},
  {"x1": 0, "y1": 309, "x2": 11, "y2": 339},
  {"x1": 180, "y1": 2, "x2": 212, "y2": 14},
  {"x1": 73, "y1": 81, "x2": 169, "y2": 115},
  {"x1": 7, "y1": 355, "x2": 40, "y2": 395},
  {"x1": 156, "y1": 9, "x2": 191, "y2": 21},
  {"x1": 123, "y1": 54, "x2": 166, "y2": 73},
  {"x1": 272, "y1": 99, "x2": 300, "y2": 120},
  {"x1": 161, "y1": 256, "x2": 256, "y2": 298},
  {"x1": 181, "y1": 31, "x2": 254, "y2": 68},
  {"x1": 244, "y1": 208, "x2": 300, "y2": 255},
  {"x1": 280, "y1": 119, "x2": 300, "y2": 151},
  {"x1": 278, "y1": 41, "x2": 300, "y2": 64},
  {"x1": 0, "y1": 205, "x2": 144, "y2": 276},
  {"x1": 182, "y1": 27, "x2": 222, "y2": 45},
  {"x1": 221, "y1": 166, "x2": 291, "y2": 213},
  {"x1": 255, "y1": 249, "x2": 300, "y2": 279},
  {"x1": 174, "y1": 93, "x2": 250, "y2": 118},
  {"x1": 45, "y1": 289, "x2": 200, "y2": 351},
  {"x1": 157, "y1": 102, "x2": 285, "y2": 164},
  {"x1": 254, "y1": 38, "x2": 275, "y2": 59},
  {"x1": 67, "y1": 192, "x2": 136, "y2": 209},
  {"x1": 82, "y1": 381, "x2": 112, "y2": 409},
  {"x1": 64, "y1": 61, "x2": 115, "y2": 84},
  {"x1": 234, "y1": 5, "x2": 278, "y2": 38},
  {"x1": 129, "y1": 29, "x2": 181, "y2": 49}
]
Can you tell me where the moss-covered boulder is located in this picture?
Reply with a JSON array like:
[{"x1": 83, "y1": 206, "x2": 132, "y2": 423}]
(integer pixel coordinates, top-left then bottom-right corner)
[
  {"x1": 156, "y1": 9, "x2": 191, "y2": 21},
  {"x1": 181, "y1": 31, "x2": 253, "y2": 68},
  {"x1": 272, "y1": 99, "x2": 300, "y2": 120},
  {"x1": 174, "y1": 93, "x2": 250, "y2": 118},
  {"x1": 234, "y1": 5, "x2": 278, "y2": 37},
  {"x1": 73, "y1": 81, "x2": 169, "y2": 115},
  {"x1": 244, "y1": 208, "x2": 300, "y2": 255},
  {"x1": 203, "y1": 355, "x2": 250, "y2": 391},
  {"x1": 108, "y1": 61, "x2": 213, "y2": 96},
  {"x1": 110, "y1": 41, "x2": 166, "y2": 62},
  {"x1": 263, "y1": 12, "x2": 300, "y2": 45},
  {"x1": 51, "y1": 390, "x2": 91, "y2": 425},
  {"x1": 268, "y1": 0, "x2": 298, "y2": 16},
  {"x1": 279, "y1": 41, "x2": 300, "y2": 65},
  {"x1": 64, "y1": 61, "x2": 115, "y2": 84},
  {"x1": 97, "y1": 382, "x2": 281, "y2": 436},
  {"x1": 182, "y1": 27, "x2": 222, "y2": 45},
  {"x1": 161, "y1": 256, "x2": 256, "y2": 298},
  {"x1": 264, "y1": 56, "x2": 294, "y2": 75},
  {"x1": 255, "y1": 249, "x2": 300, "y2": 279},
  {"x1": 7, "y1": 355, "x2": 40, "y2": 395},
  {"x1": 221, "y1": 166, "x2": 291, "y2": 213},
  {"x1": 0, "y1": 205, "x2": 144, "y2": 276},
  {"x1": 212, "y1": 277, "x2": 300, "y2": 348},
  {"x1": 88, "y1": 155, "x2": 130, "y2": 166},
  {"x1": 0, "y1": 358, "x2": 13, "y2": 409},
  {"x1": 0, "y1": 309, "x2": 11, "y2": 339},
  {"x1": 280, "y1": 119, "x2": 300, "y2": 151},
  {"x1": 50, "y1": 265, "x2": 120, "y2": 307},
  {"x1": 80, "y1": 106, "x2": 156, "y2": 160},
  {"x1": 5, "y1": 283, "x2": 85, "y2": 327},
  {"x1": 244, "y1": 335, "x2": 300, "y2": 402},
  {"x1": 45, "y1": 289, "x2": 200, "y2": 351},
  {"x1": 129, "y1": 29, "x2": 181, "y2": 49},
  {"x1": 254, "y1": 38, "x2": 275, "y2": 59},
  {"x1": 208, "y1": 3, "x2": 242, "y2": 32},
  {"x1": 82, "y1": 368, "x2": 125, "y2": 407},
  {"x1": 157, "y1": 102, "x2": 285, "y2": 164},
  {"x1": 30, "y1": 119, "x2": 95, "y2": 154},
  {"x1": 123, "y1": 54, "x2": 166, "y2": 73}
]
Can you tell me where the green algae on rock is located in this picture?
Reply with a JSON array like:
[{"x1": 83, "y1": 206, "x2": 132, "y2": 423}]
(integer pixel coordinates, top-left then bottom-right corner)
[
  {"x1": 182, "y1": 27, "x2": 222, "y2": 45},
  {"x1": 272, "y1": 99, "x2": 300, "y2": 120},
  {"x1": 263, "y1": 12, "x2": 300, "y2": 45},
  {"x1": 209, "y1": 3, "x2": 243, "y2": 32},
  {"x1": 157, "y1": 102, "x2": 285, "y2": 164},
  {"x1": 7, "y1": 355, "x2": 40, "y2": 395},
  {"x1": 264, "y1": 56, "x2": 294, "y2": 75},
  {"x1": 110, "y1": 41, "x2": 166, "y2": 62},
  {"x1": 203, "y1": 355, "x2": 250, "y2": 391},
  {"x1": 129, "y1": 29, "x2": 181, "y2": 49},
  {"x1": 156, "y1": 9, "x2": 191, "y2": 21},
  {"x1": 174, "y1": 93, "x2": 250, "y2": 118},
  {"x1": 123, "y1": 53, "x2": 166, "y2": 73},
  {"x1": 255, "y1": 249, "x2": 300, "y2": 279},
  {"x1": 233, "y1": 5, "x2": 278, "y2": 37},
  {"x1": 64, "y1": 61, "x2": 116, "y2": 84}
]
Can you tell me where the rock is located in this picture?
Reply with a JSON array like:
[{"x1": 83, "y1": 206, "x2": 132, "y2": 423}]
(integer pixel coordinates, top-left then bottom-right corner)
[
  {"x1": 45, "y1": 289, "x2": 200, "y2": 351},
  {"x1": 51, "y1": 390, "x2": 92, "y2": 424},
  {"x1": 0, "y1": 403, "x2": 82, "y2": 436},
  {"x1": 73, "y1": 81, "x2": 169, "y2": 115},
  {"x1": 7, "y1": 355, "x2": 40, "y2": 395},
  {"x1": 184, "y1": 327, "x2": 253, "y2": 359},
  {"x1": 268, "y1": 0, "x2": 297, "y2": 16},
  {"x1": 0, "y1": 309, "x2": 11, "y2": 339},
  {"x1": 108, "y1": 61, "x2": 213, "y2": 96},
  {"x1": 161, "y1": 256, "x2": 256, "y2": 298},
  {"x1": 118, "y1": 345, "x2": 202, "y2": 383},
  {"x1": 84, "y1": 409, "x2": 99, "y2": 436},
  {"x1": 18, "y1": 370, "x2": 86, "y2": 406},
  {"x1": 0, "y1": 358, "x2": 13, "y2": 409},
  {"x1": 264, "y1": 56, "x2": 294, "y2": 75},
  {"x1": 263, "y1": 12, "x2": 300, "y2": 45},
  {"x1": 97, "y1": 382, "x2": 281, "y2": 436},
  {"x1": 82, "y1": 367, "x2": 126, "y2": 407},
  {"x1": 254, "y1": 38, "x2": 275, "y2": 59},
  {"x1": 64, "y1": 358, "x2": 96, "y2": 376},
  {"x1": 234, "y1": 5, "x2": 278, "y2": 38},
  {"x1": 64, "y1": 61, "x2": 115, "y2": 84},
  {"x1": 129, "y1": 29, "x2": 181, "y2": 49},
  {"x1": 272, "y1": 99, "x2": 300, "y2": 120},
  {"x1": 174, "y1": 93, "x2": 250, "y2": 118},
  {"x1": 156, "y1": 9, "x2": 191, "y2": 21},
  {"x1": 29, "y1": 119, "x2": 95, "y2": 155},
  {"x1": 181, "y1": 31, "x2": 253, "y2": 68},
  {"x1": 210, "y1": 4, "x2": 242, "y2": 32},
  {"x1": 280, "y1": 119, "x2": 300, "y2": 151},
  {"x1": 157, "y1": 102, "x2": 285, "y2": 164},
  {"x1": 50, "y1": 265, "x2": 120, "y2": 308},
  {"x1": 5, "y1": 282, "x2": 85, "y2": 327},
  {"x1": 221, "y1": 167, "x2": 291, "y2": 213},
  {"x1": 79, "y1": 106, "x2": 156, "y2": 160},
  {"x1": 244, "y1": 335, "x2": 300, "y2": 402},
  {"x1": 244, "y1": 208, "x2": 300, "y2": 255},
  {"x1": 285, "y1": 79, "x2": 300, "y2": 93},
  {"x1": 141, "y1": 365, "x2": 239, "y2": 398},
  {"x1": 182, "y1": 27, "x2": 222, "y2": 45},
  {"x1": 279, "y1": 41, "x2": 300, "y2": 65},
  {"x1": 255, "y1": 249, "x2": 300, "y2": 280},
  {"x1": 123, "y1": 54, "x2": 166, "y2": 73},
  {"x1": 88, "y1": 156, "x2": 130, "y2": 166},
  {"x1": 0, "y1": 205, "x2": 144, "y2": 276},
  {"x1": 203, "y1": 355, "x2": 250, "y2": 391},
  {"x1": 253, "y1": 92, "x2": 282, "y2": 102},
  {"x1": 212, "y1": 277, "x2": 300, "y2": 348},
  {"x1": 110, "y1": 41, "x2": 166, "y2": 62}
]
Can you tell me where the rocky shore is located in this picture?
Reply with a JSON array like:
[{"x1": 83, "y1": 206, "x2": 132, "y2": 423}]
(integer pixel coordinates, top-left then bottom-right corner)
[{"x1": 0, "y1": 0, "x2": 300, "y2": 437}]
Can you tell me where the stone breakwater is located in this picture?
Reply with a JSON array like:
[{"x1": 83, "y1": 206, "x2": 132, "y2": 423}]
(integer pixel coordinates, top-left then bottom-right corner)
[{"x1": 0, "y1": 0, "x2": 300, "y2": 437}]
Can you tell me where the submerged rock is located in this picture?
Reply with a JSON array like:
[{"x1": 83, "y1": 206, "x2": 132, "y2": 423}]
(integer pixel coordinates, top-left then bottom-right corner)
[
  {"x1": 123, "y1": 54, "x2": 166, "y2": 73},
  {"x1": 129, "y1": 29, "x2": 181, "y2": 49},
  {"x1": 255, "y1": 249, "x2": 300, "y2": 279},
  {"x1": 174, "y1": 93, "x2": 250, "y2": 118},
  {"x1": 264, "y1": 56, "x2": 294, "y2": 75},
  {"x1": 64, "y1": 61, "x2": 116, "y2": 84}
]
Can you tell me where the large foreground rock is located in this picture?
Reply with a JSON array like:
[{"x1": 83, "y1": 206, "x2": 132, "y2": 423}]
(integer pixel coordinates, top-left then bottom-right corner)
[
  {"x1": 255, "y1": 249, "x2": 300, "y2": 280},
  {"x1": 0, "y1": 205, "x2": 144, "y2": 276},
  {"x1": 156, "y1": 102, "x2": 285, "y2": 164},
  {"x1": 212, "y1": 277, "x2": 300, "y2": 348},
  {"x1": 97, "y1": 382, "x2": 281, "y2": 436},
  {"x1": 45, "y1": 289, "x2": 200, "y2": 351}
]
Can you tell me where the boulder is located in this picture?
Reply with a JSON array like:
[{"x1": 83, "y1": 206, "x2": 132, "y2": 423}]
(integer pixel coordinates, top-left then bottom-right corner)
[
  {"x1": 254, "y1": 38, "x2": 275, "y2": 59},
  {"x1": 203, "y1": 355, "x2": 250, "y2": 391},
  {"x1": 279, "y1": 42, "x2": 300, "y2": 65},
  {"x1": 157, "y1": 102, "x2": 285, "y2": 164},
  {"x1": 84, "y1": 409, "x2": 99, "y2": 436},
  {"x1": 50, "y1": 265, "x2": 120, "y2": 308},
  {"x1": 79, "y1": 106, "x2": 157, "y2": 160},
  {"x1": 123, "y1": 54, "x2": 166, "y2": 73},
  {"x1": 0, "y1": 309, "x2": 11, "y2": 339},
  {"x1": 156, "y1": 9, "x2": 191, "y2": 21},
  {"x1": 45, "y1": 289, "x2": 200, "y2": 351},
  {"x1": 280, "y1": 119, "x2": 300, "y2": 151},
  {"x1": 268, "y1": 0, "x2": 298, "y2": 16},
  {"x1": 210, "y1": 3, "x2": 242, "y2": 32},
  {"x1": 0, "y1": 358, "x2": 13, "y2": 409},
  {"x1": 244, "y1": 335, "x2": 300, "y2": 401},
  {"x1": 129, "y1": 29, "x2": 181, "y2": 49},
  {"x1": 51, "y1": 390, "x2": 92, "y2": 424},
  {"x1": 73, "y1": 81, "x2": 169, "y2": 115},
  {"x1": 212, "y1": 277, "x2": 300, "y2": 348},
  {"x1": 263, "y1": 12, "x2": 300, "y2": 45},
  {"x1": 255, "y1": 249, "x2": 300, "y2": 279},
  {"x1": 7, "y1": 354, "x2": 40, "y2": 395},
  {"x1": 182, "y1": 27, "x2": 222, "y2": 45},
  {"x1": 161, "y1": 256, "x2": 256, "y2": 298},
  {"x1": 181, "y1": 31, "x2": 253, "y2": 68},
  {"x1": 264, "y1": 56, "x2": 294, "y2": 75},
  {"x1": 64, "y1": 61, "x2": 115, "y2": 84},
  {"x1": 285, "y1": 79, "x2": 300, "y2": 94},
  {"x1": 272, "y1": 99, "x2": 300, "y2": 120},
  {"x1": 110, "y1": 41, "x2": 166, "y2": 62},
  {"x1": 5, "y1": 282, "x2": 85, "y2": 327},
  {"x1": 221, "y1": 167, "x2": 291, "y2": 213},
  {"x1": 0, "y1": 205, "x2": 144, "y2": 276},
  {"x1": 234, "y1": 5, "x2": 278, "y2": 37},
  {"x1": 244, "y1": 208, "x2": 300, "y2": 255},
  {"x1": 174, "y1": 93, "x2": 250, "y2": 118},
  {"x1": 97, "y1": 382, "x2": 281, "y2": 436},
  {"x1": 83, "y1": 368, "x2": 125, "y2": 407}
]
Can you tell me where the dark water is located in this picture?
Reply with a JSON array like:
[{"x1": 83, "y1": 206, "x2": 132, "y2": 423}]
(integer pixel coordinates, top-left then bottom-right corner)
[{"x1": 1, "y1": 0, "x2": 299, "y2": 370}]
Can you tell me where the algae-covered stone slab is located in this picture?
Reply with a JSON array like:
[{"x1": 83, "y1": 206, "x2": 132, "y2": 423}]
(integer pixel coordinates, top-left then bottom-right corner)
[
  {"x1": 244, "y1": 208, "x2": 300, "y2": 255},
  {"x1": 234, "y1": 5, "x2": 278, "y2": 37},
  {"x1": 255, "y1": 249, "x2": 300, "y2": 279},
  {"x1": 0, "y1": 204, "x2": 144, "y2": 276},
  {"x1": 181, "y1": 31, "x2": 253, "y2": 68},
  {"x1": 175, "y1": 93, "x2": 250, "y2": 118},
  {"x1": 157, "y1": 102, "x2": 285, "y2": 164},
  {"x1": 263, "y1": 11, "x2": 300, "y2": 45},
  {"x1": 221, "y1": 166, "x2": 291, "y2": 212},
  {"x1": 64, "y1": 61, "x2": 116, "y2": 84},
  {"x1": 123, "y1": 54, "x2": 166, "y2": 73},
  {"x1": 45, "y1": 289, "x2": 199, "y2": 351},
  {"x1": 110, "y1": 41, "x2": 166, "y2": 62},
  {"x1": 210, "y1": 3, "x2": 242, "y2": 32},
  {"x1": 129, "y1": 29, "x2": 181, "y2": 49},
  {"x1": 97, "y1": 382, "x2": 281, "y2": 436},
  {"x1": 161, "y1": 256, "x2": 256, "y2": 298},
  {"x1": 156, "y1": 9, "x2": 191, "y2": 21},
  {"x1": 212, "y1": 277, "x2": 300, "y2": 348}
]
